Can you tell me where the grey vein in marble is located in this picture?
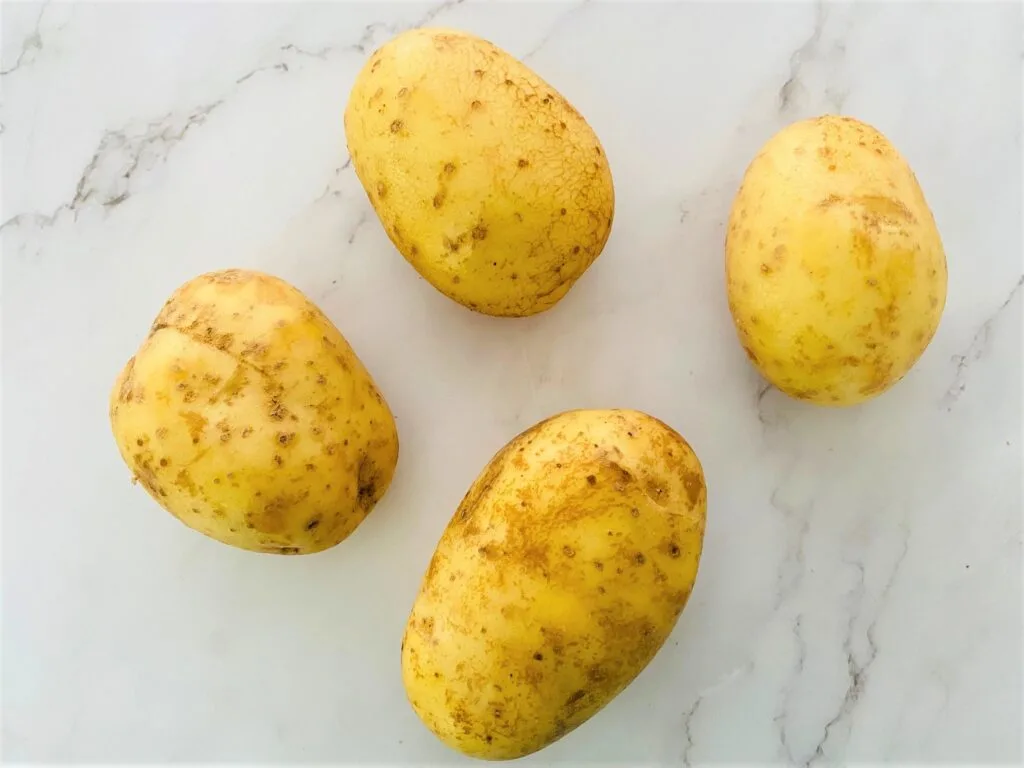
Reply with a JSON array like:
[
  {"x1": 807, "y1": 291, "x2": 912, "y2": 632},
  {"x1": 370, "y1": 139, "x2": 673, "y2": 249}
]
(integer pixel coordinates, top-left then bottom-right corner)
[
  {"x1": 1, "y1": 0, "x2": 471, "y2": 233},
  {"x1": 1, "y1": 0, "x2": 51, "y2": 77},
  {"x1": 778, "y1": 0, "x2": 850, "y2": 116},
  {"x1": 1, "y1": 100, "x2": 223, "y2": 232},
  {"x1": 521, "y1": 0, "x2": 592, "y2": 63},
  {"x1": 809, "y1": 529, "x2": 910, "y2": 765},
  {"x1": 942, "y1": 274, "x2": 1024, "y2": 410},
  {"x1": 774, "y1": 615, "x2": 808, "y2": 763}
]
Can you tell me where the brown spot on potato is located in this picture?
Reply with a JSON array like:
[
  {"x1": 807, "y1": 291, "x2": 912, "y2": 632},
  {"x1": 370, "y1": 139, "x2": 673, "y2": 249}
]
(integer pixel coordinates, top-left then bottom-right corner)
[
  {"x1": 397, "y1": 86, "x2": 408, "y2": 97},
  {"x1": 174, "y1": 468, "x2": 197, "y2": 495},
  {"x1": 376, "y1": 181, "x2": 387, "y2": 199},
  {"x1": 517, "y1": 158, "x2": 529, "y2": 168},
  {"x1": 645, "y1": 478, "x2": 668, "y2": 505},
  {"x1": 562, "y1": 545, "x2": 575, "y2": 558},
  {"x1": 586, "y1": 474, "x2": 597, "y2": 486},
  {"x1": 472, "y1": 224, "x2": 488, "y2": 240},
  {"x1": 565, "y1": 689, "x2": 586, "y2": 706},
  {"x1": 473, "y1": 69, "x2": 484, "y2": 78},
  {"x1": 433, "y1": 192, "x2": 445, "y2": 209},
  {"x1": 390, "y1": 119, "x2": 403, "y2": 133},
  {"x1": 268, "y1": 399, "x2": 287, "y2": 421},
  {"x1": 357, "y1": 455, "x2": 380, "y2": 510},
  {"x1": 181, "y1": 410, "x2": 207, "y2": 443}
]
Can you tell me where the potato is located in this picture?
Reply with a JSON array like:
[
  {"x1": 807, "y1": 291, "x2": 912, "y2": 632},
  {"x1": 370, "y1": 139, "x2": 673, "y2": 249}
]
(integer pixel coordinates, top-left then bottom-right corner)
[
  {"x1": 344, "y1": 28, "x2": 614, "y2": 317},
  {"x1": 401, "y1": 409, "x2": 706, "y2": 760},
  {"x1": 108, "y1": 269, "x2": 399, "y2": 555},
  {"x1": 725, "y1": 114, "x2": 947, "y2": 405}
]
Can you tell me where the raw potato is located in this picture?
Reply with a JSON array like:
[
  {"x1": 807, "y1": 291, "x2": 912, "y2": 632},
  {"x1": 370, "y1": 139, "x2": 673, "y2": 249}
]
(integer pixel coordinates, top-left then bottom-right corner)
[
  {"x1": 401, "y1": 409, "x2": 706, "y2": 760},
  {"x1": 109, "y1": 269, "x2": 399, "y2": 555},
  {"x1": 725, "y1": 115, "x2": 947, "y2": 405},
  {"x1": 344, "y1": 28, "x2": 614, "y2": 317}
]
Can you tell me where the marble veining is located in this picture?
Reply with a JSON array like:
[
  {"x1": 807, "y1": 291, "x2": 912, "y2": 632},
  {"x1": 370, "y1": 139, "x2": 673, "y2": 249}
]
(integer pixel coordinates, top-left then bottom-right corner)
[{"x1": 2, "y1": 0, "x2": 1020, "y2": 764}]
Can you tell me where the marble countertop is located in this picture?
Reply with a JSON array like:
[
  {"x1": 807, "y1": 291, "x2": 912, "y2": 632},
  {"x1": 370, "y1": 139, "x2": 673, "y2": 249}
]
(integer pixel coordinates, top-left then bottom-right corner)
[{"x1": 2, "y1": 1, "x2": 1020, "y2": 764}]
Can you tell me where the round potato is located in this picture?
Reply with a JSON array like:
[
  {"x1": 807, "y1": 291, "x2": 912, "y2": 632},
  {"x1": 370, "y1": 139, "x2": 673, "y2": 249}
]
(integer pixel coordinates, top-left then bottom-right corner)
[
  {"x1": 109, "y1": 269, "x2": 399, "y2": 554},
  {"x1": 725, "y1": 114, "x2": 947, "y2": 405},
  {"x1": 401, "y1": 409, "x2": 706, "y2": 760},
  {"x1": 344, "y1": 27, "x2": 615, "y2": 317}
]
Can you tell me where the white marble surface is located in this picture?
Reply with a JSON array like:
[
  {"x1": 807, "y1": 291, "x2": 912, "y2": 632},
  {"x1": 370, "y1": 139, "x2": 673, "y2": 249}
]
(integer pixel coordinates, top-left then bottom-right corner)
[{"x1": 2, "y1": 1, "x2": 1021, "y2": 764}]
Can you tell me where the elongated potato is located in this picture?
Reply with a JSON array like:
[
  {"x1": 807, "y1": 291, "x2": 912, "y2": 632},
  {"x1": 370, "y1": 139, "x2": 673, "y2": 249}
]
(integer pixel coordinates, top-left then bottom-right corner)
[
  {"x1": 401, "y1": 409, "x2": 707, "y2": 760},
  {"x1": 109, "y1": 269, "x2": 399, "y2": 554},
  {"x1": 345, "y1": 28, "x2": 615, "y2": 317},
  {"x1": 726, "y1": 114, "x2": 947, "y2": 405}
]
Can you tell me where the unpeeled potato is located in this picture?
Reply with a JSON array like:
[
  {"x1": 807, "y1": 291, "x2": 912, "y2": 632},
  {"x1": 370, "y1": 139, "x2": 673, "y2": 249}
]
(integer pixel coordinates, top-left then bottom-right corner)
[
  {"x1": 109, "y1": 269, "x2": 399, "y2": 554},
  {"x1": 725, "y1": 114, "x2": 947, "y2": 405},
  {"x1": 344, "y1": 27, "x2": 615, "y2": 317},
  {"x1": 401, "y1": 409, "x2": 707, "y2": 760}
]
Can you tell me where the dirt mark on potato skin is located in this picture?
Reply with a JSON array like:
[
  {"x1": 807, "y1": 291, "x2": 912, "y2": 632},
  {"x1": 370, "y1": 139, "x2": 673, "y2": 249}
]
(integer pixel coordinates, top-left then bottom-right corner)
[{"x1": 402, "y1": 409, "x2": 706, "y2": 759}]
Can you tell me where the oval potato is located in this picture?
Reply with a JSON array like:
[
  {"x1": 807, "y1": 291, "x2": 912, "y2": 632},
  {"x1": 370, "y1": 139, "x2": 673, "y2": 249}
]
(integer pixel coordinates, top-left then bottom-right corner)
[
  {"x1": 344, "y1": 28, "x2": 614, "y2": 317},
  {"x1": 401, "y1": 409, "x2": 706, "y2": 760},
  {"x1": 725, "y1": 114, "x2": 947, "y2": 405},
  {"x1": 109, "y1": 269, "x2": 399, "y2": 554}
]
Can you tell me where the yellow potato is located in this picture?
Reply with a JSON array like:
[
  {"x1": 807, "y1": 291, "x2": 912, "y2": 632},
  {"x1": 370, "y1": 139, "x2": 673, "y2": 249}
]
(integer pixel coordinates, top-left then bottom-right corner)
[
  {"x1": 725, "y1": 114, "x2": 947, "y2": 405},
  {"x1": 344, "y1": 28, "x2": 614, "y2": 317},
  {"x1": 109, "y1": 269, "x2": 399, "y2": 555},
  {"x1": 401, "y1": 409, "x2": 706, "y2": 760}
]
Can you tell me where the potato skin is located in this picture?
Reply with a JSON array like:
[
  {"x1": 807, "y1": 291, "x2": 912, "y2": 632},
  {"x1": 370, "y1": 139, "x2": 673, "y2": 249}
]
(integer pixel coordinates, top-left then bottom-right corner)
[
  {"x1": 401, "y1": 409, "x2": 706, "y2": 760},
  {"x1": 344, "y1": 28, "x2": 614, "y2": 317},
  {"x1": 725, "y1": 115, "x2": 947, "y2": 405},
  {"x1": 109, "y1": 269, "x2": 399, "y2": 555}
]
